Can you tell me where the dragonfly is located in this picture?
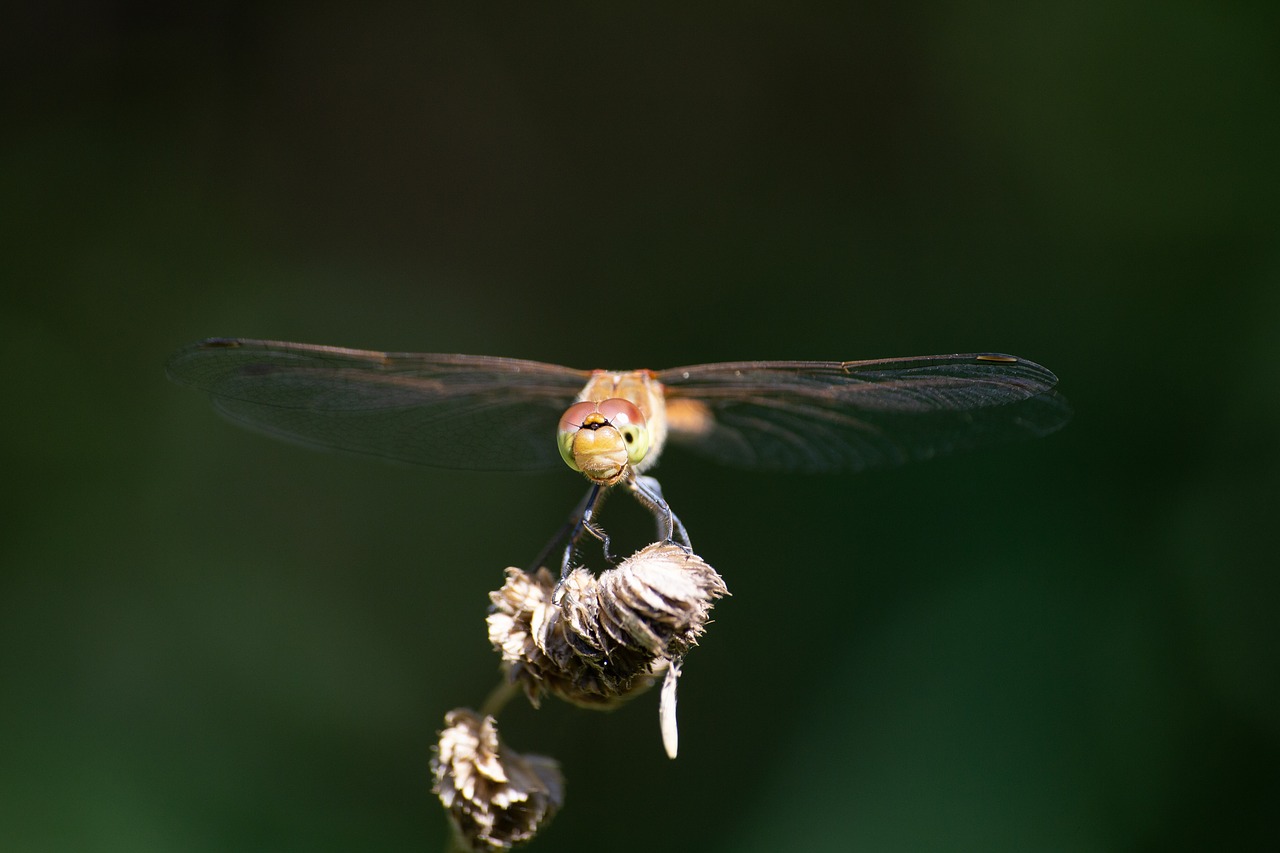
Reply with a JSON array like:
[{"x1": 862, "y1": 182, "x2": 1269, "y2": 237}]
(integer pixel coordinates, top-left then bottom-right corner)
[{"x1": 166, "y1": 338, "x2": 1070, "y2": 571}]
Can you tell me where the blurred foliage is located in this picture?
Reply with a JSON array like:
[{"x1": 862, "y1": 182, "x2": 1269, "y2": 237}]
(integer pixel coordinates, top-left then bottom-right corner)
[{"x1": 3, "y1": 2, "x2": 1277, "y2": 851}]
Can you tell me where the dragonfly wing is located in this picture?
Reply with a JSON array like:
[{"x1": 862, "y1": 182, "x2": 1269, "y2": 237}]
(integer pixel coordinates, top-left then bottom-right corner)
[
  {"x1": 166, "y1": 338, "x2": 592, "y2": 471},
  {"x1": 657, "y1": 354, "x2": 1070, "y2": 472}
]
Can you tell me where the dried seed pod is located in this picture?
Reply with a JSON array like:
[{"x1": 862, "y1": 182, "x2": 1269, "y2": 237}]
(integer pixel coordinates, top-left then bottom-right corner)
[
  {"x1": 487, "y1": 567, "x2": 661, "y2": 708},
  {"x1": 431, "y1": 709, "x2": 563, "y2": 851},
  {"x1": 595, "y1": 542, "x2": 728, "y2": 659},
  {"x1": 487, "y1": 543, "x2": 728, "y2": 716}
]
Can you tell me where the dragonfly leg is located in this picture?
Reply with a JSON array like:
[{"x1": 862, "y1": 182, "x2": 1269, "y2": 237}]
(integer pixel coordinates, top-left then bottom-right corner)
[
  {"x1": 629, "y1": 474, "x2": 691, "y2": 549},
  {"x1": 528, "y1": 484, "x2": 600, "y2": 575},
  {"x1": 555, "y1": 483, "x2": 618, "y2": 578},
  {"x1": 580, "y1": 519, "x2": 617, "y2": 563}
]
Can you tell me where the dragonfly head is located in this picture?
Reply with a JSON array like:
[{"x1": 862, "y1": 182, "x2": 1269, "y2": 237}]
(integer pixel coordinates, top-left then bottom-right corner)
[{"x1": 557, "y1": 398, "x2": 651, "y2": 485}]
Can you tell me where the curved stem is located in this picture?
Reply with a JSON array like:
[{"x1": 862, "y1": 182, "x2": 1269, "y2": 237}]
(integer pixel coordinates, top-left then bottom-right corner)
[
  {"x1": 443, "y1": 830, "x2": 472, "y2": 853},
  {"x1": 479, "y1": 677, "x2": 520, "y2": 718}
]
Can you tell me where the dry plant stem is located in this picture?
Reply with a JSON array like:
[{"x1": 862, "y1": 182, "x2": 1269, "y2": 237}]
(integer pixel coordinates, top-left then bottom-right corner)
[{"x1": 479, "y1": 677, "x2": 520, "y2": 718}]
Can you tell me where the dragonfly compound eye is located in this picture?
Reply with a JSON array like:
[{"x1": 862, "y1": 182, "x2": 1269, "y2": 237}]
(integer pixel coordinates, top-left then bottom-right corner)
[{"x1": 556, "y1": 401, "x2": 599, "y2": 472}]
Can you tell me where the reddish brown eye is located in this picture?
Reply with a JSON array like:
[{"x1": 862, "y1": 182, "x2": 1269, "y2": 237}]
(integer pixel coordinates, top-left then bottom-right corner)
[
  {"x1": 596, "y1": 398, "x2": 645, "y2": 429},
  {"x1": 558, "y1": 401, "x2": 599, "y2": 433}
]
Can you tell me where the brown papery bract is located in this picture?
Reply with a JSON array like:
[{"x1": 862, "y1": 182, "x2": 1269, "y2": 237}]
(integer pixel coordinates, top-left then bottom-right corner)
[
  {"x1": 487, "y1": 543, "x2": 728, "y2": 712},
  {"x1": 431, "y1": 709, "x2": 563, "y2": 851}
]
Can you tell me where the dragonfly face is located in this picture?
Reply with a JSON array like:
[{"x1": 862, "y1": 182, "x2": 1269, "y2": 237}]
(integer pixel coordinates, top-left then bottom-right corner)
[
  {"x1": 554, "y1": 370, "x2": 669, "y2": 484},
  {"x1": 557, "y1": 397, "x2": 651, "y2": 485}
]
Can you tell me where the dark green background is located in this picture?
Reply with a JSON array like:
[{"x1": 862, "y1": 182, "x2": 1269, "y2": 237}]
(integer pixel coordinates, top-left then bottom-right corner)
[{"x1": 4, "y1": 3, "x2": 1277, "y2": 851}]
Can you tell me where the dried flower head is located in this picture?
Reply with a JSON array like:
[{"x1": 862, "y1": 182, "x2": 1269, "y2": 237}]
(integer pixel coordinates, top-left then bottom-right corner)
[
  {"x1": 487, "y1": 565, "x2": 659, "y2": 708},
  {"x1": 431, "y1": 709, "x2": 563, "y2": 851},
  {"x1": 594, "y1": 542, "x2": 728, "y2": 659},
  {"x1": 487, "y1": 543, "x2": 728, "y2": 722}
]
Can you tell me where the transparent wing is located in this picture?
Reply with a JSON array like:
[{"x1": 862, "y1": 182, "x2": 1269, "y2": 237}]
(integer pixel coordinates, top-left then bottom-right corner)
[
  {"x1": 656, "y1": 353, "x2": 1070, "y2": 472},
  {"x1": 166, "y1": 338, "x2": 592, "y2": 471}
]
